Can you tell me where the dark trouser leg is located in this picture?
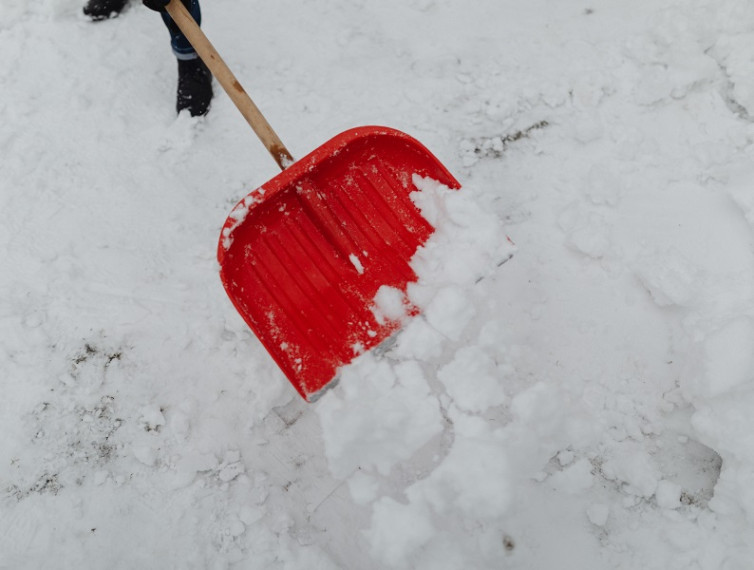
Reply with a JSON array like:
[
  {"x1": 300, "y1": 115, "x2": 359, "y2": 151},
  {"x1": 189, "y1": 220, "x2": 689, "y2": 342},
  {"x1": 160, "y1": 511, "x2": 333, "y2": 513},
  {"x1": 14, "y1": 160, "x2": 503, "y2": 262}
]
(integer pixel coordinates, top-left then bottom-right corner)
[
  {"x1": 161, "y1": 0, "x2": 202, "y2": 60},
  {"x1": 161, "y1": 0, "x2": 213, "y2": 116}
]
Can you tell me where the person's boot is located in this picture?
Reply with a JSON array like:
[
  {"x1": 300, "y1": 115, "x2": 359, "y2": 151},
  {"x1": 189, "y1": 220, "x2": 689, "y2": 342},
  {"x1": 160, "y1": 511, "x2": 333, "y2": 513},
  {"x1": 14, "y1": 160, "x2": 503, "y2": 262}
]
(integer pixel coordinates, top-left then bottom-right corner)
[
  {"x1": 83, "y1": 0, "x2": 128, "y2": 20},
  {"x1": 177, "y1": 57, "x2": 213, "y2": 117}
]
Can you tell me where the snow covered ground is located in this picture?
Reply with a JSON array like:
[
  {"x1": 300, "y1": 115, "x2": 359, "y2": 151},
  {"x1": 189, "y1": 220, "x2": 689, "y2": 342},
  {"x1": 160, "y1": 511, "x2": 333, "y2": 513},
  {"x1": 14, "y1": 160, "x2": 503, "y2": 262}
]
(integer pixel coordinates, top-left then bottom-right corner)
[{"x1": 3, "y1": 0, "x2": 754, "y2": 567}]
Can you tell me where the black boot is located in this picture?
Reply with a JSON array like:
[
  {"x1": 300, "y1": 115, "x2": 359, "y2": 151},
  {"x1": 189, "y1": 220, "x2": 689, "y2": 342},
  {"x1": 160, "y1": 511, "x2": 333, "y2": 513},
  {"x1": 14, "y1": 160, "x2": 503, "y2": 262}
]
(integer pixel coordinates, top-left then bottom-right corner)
[
  {"x1": 83, "y1": 0, "x2": 128, "y2": 20},
  {"x1": 177, "y1": 57, "x2": 213, "y2": 117}
]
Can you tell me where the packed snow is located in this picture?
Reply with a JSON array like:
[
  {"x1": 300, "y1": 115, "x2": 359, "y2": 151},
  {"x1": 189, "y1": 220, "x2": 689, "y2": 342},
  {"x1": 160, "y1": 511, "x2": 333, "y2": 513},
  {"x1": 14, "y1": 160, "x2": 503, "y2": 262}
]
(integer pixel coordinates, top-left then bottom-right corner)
[{"x1": 3, "y1": 0, "x2": 754, "y2": 568}]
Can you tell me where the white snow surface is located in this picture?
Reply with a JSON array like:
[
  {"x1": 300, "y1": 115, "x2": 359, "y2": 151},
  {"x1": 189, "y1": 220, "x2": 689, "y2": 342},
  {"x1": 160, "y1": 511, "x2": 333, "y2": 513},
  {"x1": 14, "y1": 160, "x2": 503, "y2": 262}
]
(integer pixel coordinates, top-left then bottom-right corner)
[{"x1": 3, "y1": 0, "x2": 754, "y2": 568}]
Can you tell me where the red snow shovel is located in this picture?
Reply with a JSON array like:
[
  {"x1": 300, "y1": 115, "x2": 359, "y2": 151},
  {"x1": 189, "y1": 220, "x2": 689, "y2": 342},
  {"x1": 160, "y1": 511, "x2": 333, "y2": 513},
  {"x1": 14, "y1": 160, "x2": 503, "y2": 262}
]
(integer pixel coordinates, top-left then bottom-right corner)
[{"x1": 167, "y1": 0, "x2": 460, "y2": 401}]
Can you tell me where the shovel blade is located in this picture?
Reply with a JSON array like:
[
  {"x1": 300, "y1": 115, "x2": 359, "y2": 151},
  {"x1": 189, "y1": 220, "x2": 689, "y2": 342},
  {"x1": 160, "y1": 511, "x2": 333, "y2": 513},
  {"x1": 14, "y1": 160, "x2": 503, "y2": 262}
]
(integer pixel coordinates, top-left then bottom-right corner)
[{"x1": 218, "y1": 126, "x2": 460, "y2": 401}]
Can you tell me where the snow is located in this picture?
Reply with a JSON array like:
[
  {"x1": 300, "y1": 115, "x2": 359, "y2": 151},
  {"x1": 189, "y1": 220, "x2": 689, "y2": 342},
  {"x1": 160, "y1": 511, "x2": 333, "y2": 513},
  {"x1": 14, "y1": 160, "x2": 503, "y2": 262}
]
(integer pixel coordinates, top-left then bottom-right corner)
[
  {"x1": 348, "y1": 253, "x2": 365, "y2": 275},
  {"x1": 372, "y1": 285, "x2": 408, "y2": 323},
  {"x1": 3, "y1": 0, "x2": 754, "y2": 568}
]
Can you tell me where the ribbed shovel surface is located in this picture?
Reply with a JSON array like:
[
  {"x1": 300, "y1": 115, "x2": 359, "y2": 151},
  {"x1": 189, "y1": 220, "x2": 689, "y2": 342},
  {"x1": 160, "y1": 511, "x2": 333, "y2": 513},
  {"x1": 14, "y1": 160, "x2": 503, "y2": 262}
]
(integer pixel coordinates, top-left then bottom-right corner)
[{"x1": 218, "y1": 127, "x2": 460, "y2": 400}]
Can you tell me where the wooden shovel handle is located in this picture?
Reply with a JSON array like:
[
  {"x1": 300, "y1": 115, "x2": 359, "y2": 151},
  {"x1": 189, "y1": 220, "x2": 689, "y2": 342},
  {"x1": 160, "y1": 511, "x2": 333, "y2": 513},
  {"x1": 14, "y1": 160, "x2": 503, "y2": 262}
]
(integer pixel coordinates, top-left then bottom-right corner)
[{"x1": 165, "y1": 0, "x2": 294, "y2": 170}]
